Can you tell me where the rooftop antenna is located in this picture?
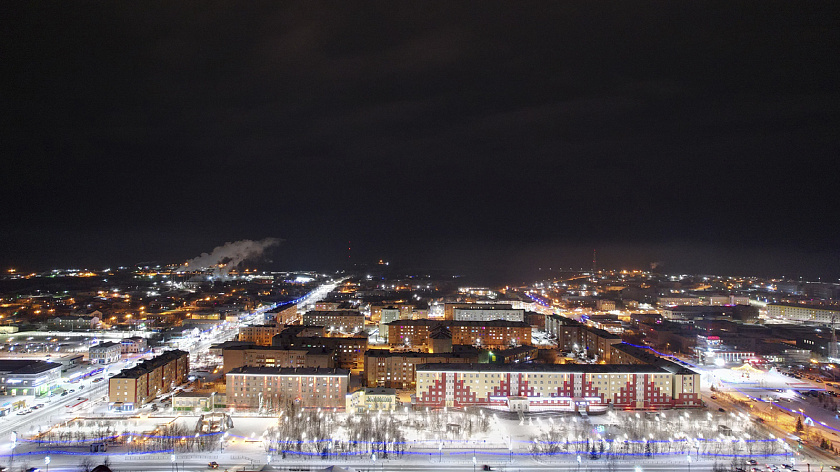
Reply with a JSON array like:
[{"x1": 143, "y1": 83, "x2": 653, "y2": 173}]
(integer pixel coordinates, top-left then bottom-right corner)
[
  {"x1": 831, "y1": 314, "x2": 838, "y2": 360},
  {"x1": 592, "y1": 249, "x2": 597, "y2": 273}
]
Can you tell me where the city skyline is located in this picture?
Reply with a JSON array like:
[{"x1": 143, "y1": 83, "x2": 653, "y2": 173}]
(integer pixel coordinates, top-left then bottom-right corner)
[{"x1": 2, "y1": 3, "x2": 838, "y2": 279}]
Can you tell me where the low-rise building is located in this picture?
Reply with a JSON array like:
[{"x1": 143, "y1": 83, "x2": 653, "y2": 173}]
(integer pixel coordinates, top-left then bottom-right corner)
[
  {"x1": 0, "y1": 360, "x2": 62, "y2": 397},
  {"x1": 48, "y1": 315, "x2": 100, "y2": 330},
  {"x1": 89, "y1": 341, "x2": 121, "y2": 364},
  {"x1": 173, "y1": 391, "x2": 216, "y2": 412},
  {"x1": 226, "y1": 366, "x2": 350, "y2": 410},
  {"x1": 346, "y1": 387, "x2": 398, "y2": 414},
  {"x1": 120, "y1": 336, "x2": 147, "y2": 354}
]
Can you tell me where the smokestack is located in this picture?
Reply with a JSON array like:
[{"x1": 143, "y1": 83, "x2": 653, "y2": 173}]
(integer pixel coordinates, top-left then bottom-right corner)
[{"x1": 178, "y1": 238, "x2": 281, "y2": 278}]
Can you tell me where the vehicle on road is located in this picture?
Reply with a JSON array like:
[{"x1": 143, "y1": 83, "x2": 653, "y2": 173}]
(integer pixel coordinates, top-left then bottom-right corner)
[{"x1": 208, "y1": 462, "x2": 219, "y2": 469}]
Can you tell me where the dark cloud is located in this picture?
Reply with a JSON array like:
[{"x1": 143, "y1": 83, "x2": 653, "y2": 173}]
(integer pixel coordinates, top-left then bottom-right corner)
[{"x1": 0, "y1": 2, "x2": 838, "y2": 278}]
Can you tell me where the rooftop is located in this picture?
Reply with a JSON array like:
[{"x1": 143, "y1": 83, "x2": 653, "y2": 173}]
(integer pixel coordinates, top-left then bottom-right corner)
[
  {"x1": 0, "y1": 359, "x2": 62, "y2": 375},
  {"x1": 415, "y1": 363, "x2": 670, "y2": 374},
  {"x1": 226, "y1": 366, "x2": 350, "y2": 376}
]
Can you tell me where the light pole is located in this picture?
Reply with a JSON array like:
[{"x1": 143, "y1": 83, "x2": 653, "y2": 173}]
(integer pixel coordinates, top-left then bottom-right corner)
[
  {"x1": 472, "y1": 454, "x2": 476, "y2": 472},
  {"x1": 170, "y1": 453, "x2": 176, "y2": 472},
  {"x1": 10, "y1": 431, "x2": 17, "y2": 470},
  {"x1": 576, "y1": 454, "x2": 581, "y2": 471},
  {"x1": 45, "y1": 456, "x2": 50, "y2": 472},
  {"x1": 687, "y1": 454, "x2": 691, "y2": 472},
  {"x1": 438, "y1": 442, "x2": 442, "y2": 462}
]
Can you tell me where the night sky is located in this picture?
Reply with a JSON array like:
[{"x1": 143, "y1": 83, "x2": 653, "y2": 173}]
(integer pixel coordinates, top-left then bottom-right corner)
[{"x1": 2, "y1": 2, "x2": 838, "y2": 280}]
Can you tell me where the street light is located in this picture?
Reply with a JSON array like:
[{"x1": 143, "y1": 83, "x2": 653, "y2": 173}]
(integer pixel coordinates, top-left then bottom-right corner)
[
  {"x1": 687, "y1": 454, "x2": 691, "y2": 472},
  {"x1": 472, "y1": 455, "x2": 476, "y2": 472},
  {"x1": 45, "y1": 456, "x2": 50, "y2": 472}
]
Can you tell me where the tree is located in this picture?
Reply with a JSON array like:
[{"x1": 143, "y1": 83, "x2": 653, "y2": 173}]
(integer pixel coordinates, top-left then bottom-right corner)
[
  {"x1": 78, "y1": 457, "x2": 95, "y2": 472},
  {"x1": 796, "y1": 415, "x2": 804, "y2": 433}
]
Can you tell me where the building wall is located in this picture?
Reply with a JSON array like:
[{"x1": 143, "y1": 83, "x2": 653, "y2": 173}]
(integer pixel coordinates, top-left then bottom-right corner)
[
  {"x1": 452, "y1": 308, "x2": 525, "y2": 322},
  {"x1": 226, "y1": 370, "x2": 348, "y2": 409},
  {"x1": 302, "y1": 312, "x2": 364, "y2": 332},
  {"x1": 90, "y1": 344, "x2": 122, "y2": 364},
  {"x1": 388, "y1": 321, "x2": 531, "y2": 351},
  {"x1": 223, "y1": 348, "x2": 335, "y2": 373},
  {"x1": 767, "y1": 304, "x2": 840, "y2": 325},
  {"x1": 239, "y1": 325, "x2": 284, "y2": 346},
  {"x1": 108, "y1": 351, "x2": 189, "y2": 408},
  {"x1": 449, "y1": 324, "x2": 531, "y2": 349},
  {"x1": 364, "y1": 350, "x2": 480, "y2": 389},
  {"x1": 415, "y1": 367, "x2": 701, "y2": 410}
]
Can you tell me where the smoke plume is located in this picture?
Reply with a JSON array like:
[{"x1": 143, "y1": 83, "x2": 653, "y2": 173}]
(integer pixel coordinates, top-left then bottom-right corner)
[{"x1": 178, "y1": 238, "x2": 281, "y2": 278}]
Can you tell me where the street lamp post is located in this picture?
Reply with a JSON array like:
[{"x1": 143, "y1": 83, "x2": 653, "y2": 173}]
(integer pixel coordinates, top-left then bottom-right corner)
[
  {"x1": 472, "y1": 454, "x2": 476, "y2": 472},
  {"x1": 10, "y1": 431, "x2": 17, "y2": 470},
  {"x1": 438, "y1": 442, "x2": 442, "y2": 462},
  {"x1": 45, "y1": 456, "x2": 50, "y2": 472},
  {"x1": 687, "y1": 454, "x2": 691, "y2": 472}
]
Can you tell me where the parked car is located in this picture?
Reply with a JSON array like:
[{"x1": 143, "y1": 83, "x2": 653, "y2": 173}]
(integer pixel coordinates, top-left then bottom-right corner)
[{"x1": 208, "y1": 462, "x2": 219, "y2": 469}]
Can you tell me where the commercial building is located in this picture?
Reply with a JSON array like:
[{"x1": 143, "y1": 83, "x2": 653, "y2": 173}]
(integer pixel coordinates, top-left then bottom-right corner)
[
  {"x1": 452, "y1": 305, "x2": 525, "y2": 323},
  {"x1": 766, "y1": 303, "x2": 840, "y2": 325},
  {"x1": 302, "y1": 310, "x2": 364, "y2": 333},
  {"x1": 173, "y1": 391, "x2": 217, "y2": 412},
  {"x1": 387, "y1": 319, "x2": 532, "y2": 351},
  {"x1": 121, "y1": 336, "x2": 147, "y2": 354},
  {"x1": 108, "y1": 350, "x2": 189, "y2": 411},
  {"x1": 415, "y1": 362, "x2": 700, "y2": 411},
  {"x1": 364, "y1": 348, "x2": 480, "y2": 389},
  {"x1": 226, "y1": 366, "x2": 349, "y2": 410},
  {"x1": 222, "y1": 345, "x2": 334, "y2": 373},
  {"x1": 346, "y1": 387, "x2": 397, "y2": 414},
  {"x1": 89, "y1": 341, "x2": 121, "y2": 364},
  {"x1": 0, "y1": 360, "x2": 62, "y2": 397},
  {"x1": 239, "y1": 324, "x2": 285, "y2": 346}
]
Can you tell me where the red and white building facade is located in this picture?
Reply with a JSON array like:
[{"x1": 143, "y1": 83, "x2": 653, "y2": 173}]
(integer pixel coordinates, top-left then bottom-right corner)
[{"x1": 415, "y1": 363, "x2": 700, "y2": 411}]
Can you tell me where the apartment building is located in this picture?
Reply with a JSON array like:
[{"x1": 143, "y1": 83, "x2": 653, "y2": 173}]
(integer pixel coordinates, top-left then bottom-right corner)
[
  {"x1": 226, "y1": 366, "x2": 349, "y2": 409},
  {"x1": 222, "y1": 345, "x2": 334, "y2": 373},
  {"x1": 108, "y1": 350, "x2": 189, "y2": 411},
  {"x1": 302, "y1": 310, "x2": 364, "y2": 333},
  {"x1": 364, "y1": 348, "x2": 480, "y2": 389},
  {"x1": 387, "y1": 320, "x2": 531, "y2": 351},
  {"x1": 239, "y1": 324, "x2": 284, "y2": 346},
  {"x1": 415, "y1": 362, "x2": 700, "y2": 411}
]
